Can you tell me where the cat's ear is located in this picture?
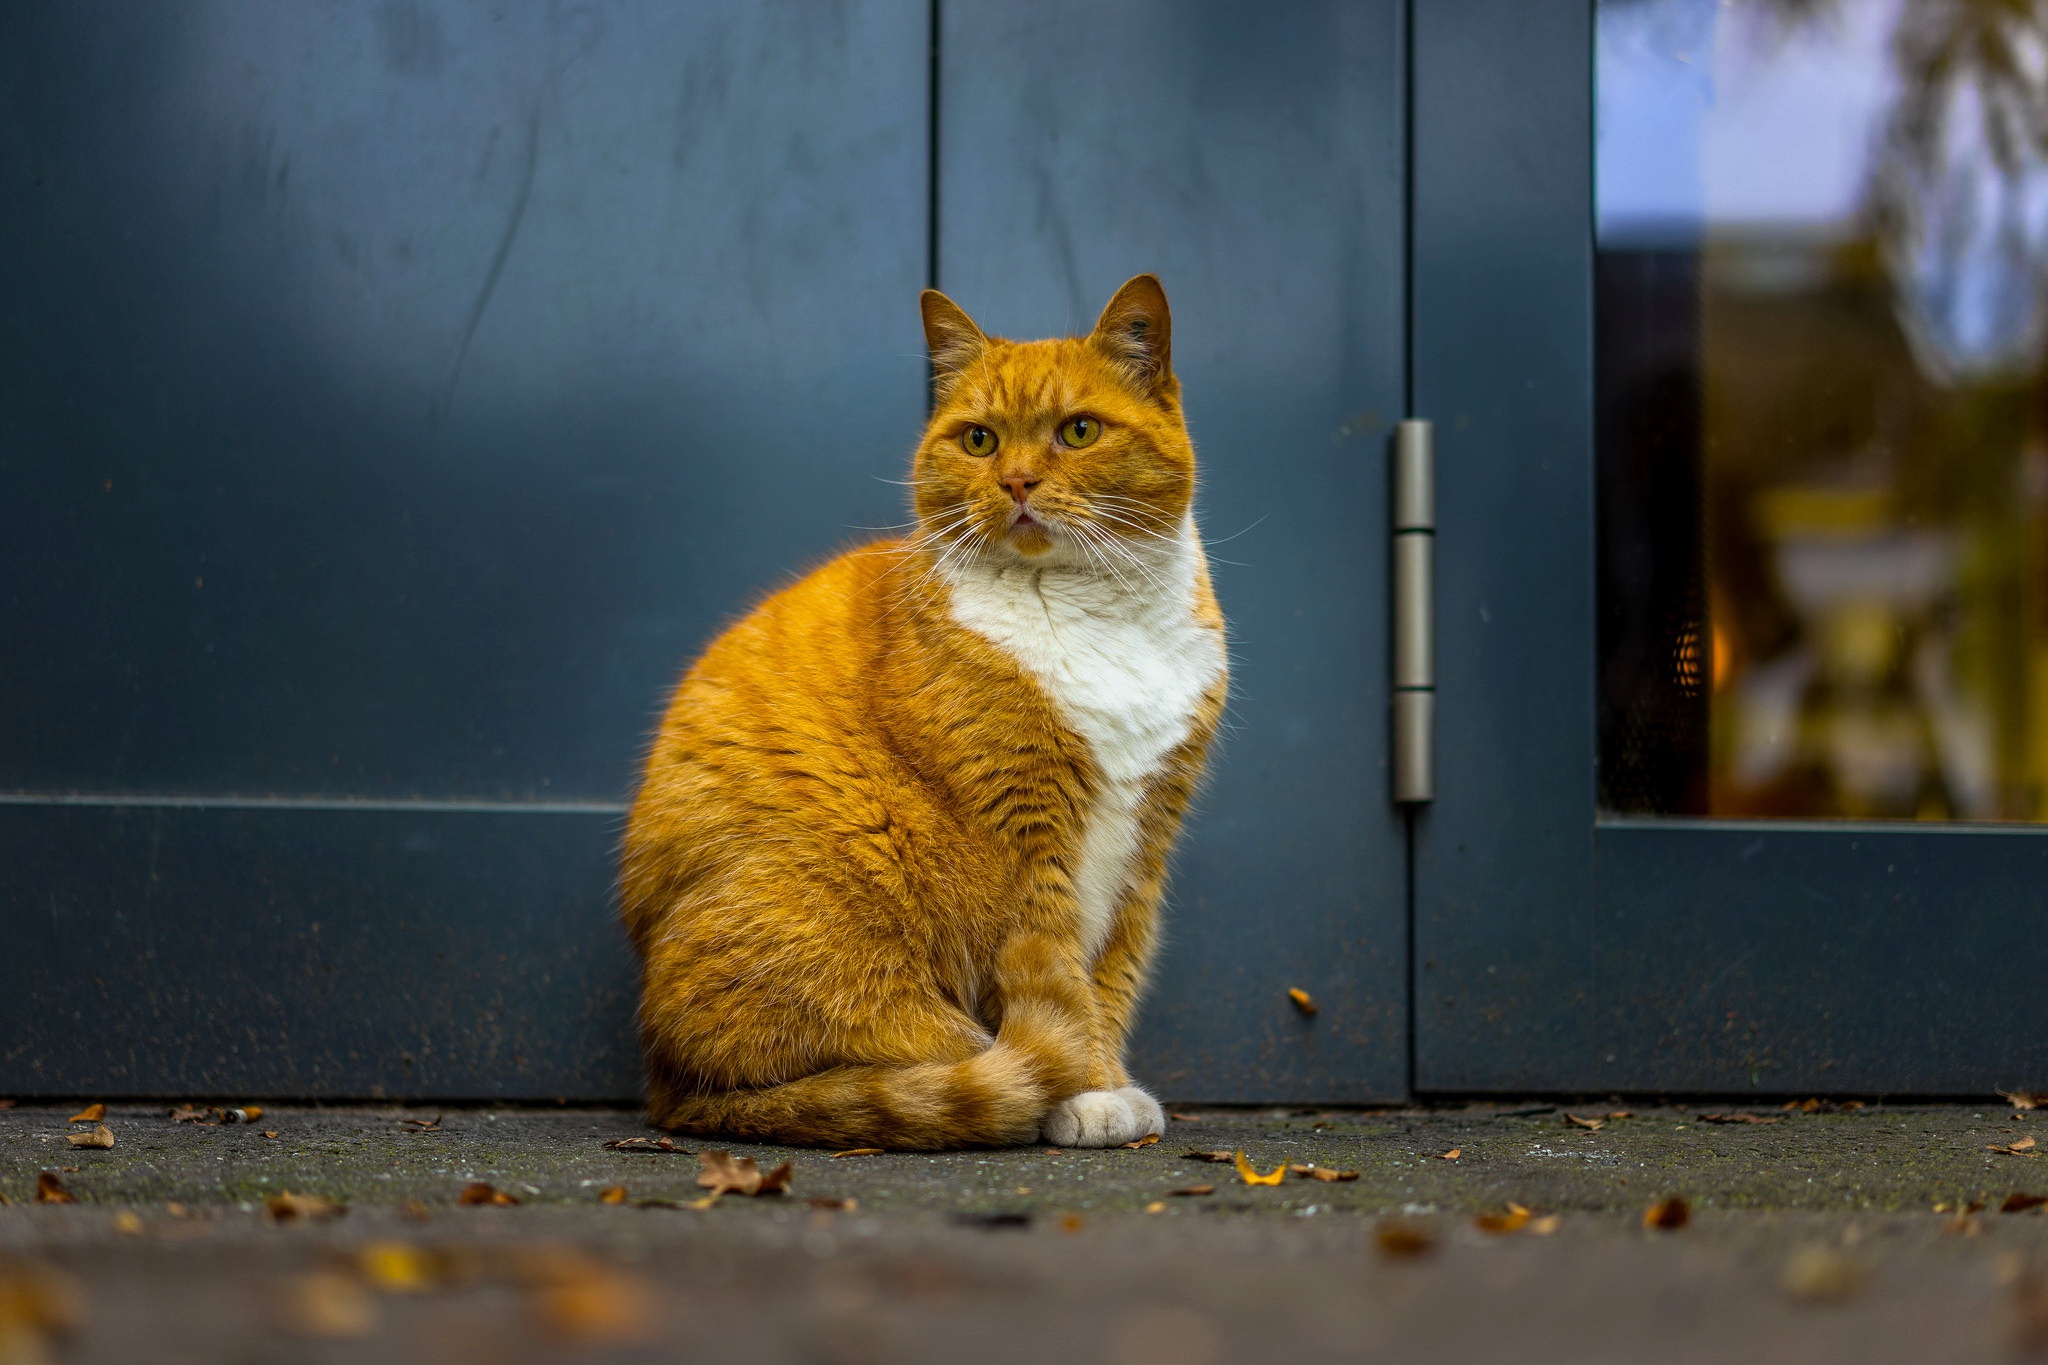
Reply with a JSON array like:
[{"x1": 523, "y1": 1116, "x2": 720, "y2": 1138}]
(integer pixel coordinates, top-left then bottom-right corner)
[
  {"x1": 921, "y1": 289, "x2": 988, "y2": 397},
  {"x1": 1089, "y1": 274, "x2": 1173, "y2": 393}
]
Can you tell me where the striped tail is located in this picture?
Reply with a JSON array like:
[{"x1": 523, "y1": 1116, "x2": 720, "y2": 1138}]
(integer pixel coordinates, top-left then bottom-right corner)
[{"x1": 649, "y1": 1040, "x2": 1054, "y2": 1151}]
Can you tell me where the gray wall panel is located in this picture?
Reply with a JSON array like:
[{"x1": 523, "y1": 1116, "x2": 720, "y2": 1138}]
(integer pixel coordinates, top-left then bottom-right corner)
[{"x1": 940, "y1": 0, "x2": 1409, "y2": 1100}]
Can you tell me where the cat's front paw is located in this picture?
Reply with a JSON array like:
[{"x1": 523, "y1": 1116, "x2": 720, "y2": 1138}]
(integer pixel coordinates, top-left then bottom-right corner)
[{"x1": 1040, "y1": 1085, "x2": 1164, "y2": 1147}]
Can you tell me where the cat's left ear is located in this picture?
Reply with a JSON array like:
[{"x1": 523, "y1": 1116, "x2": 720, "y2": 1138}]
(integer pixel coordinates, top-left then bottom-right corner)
[{"x1": 1089, "y1": 274, "x2": 1173, "y2": 394}]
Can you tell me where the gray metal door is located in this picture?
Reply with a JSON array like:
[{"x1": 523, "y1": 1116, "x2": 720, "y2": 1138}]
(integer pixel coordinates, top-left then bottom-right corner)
[{"x1": 2, "y1": 1, "x2": 1411, "y2": 1102}]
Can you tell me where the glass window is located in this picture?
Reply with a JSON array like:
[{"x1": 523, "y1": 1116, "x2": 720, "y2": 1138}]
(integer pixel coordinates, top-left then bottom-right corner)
[{"x1": 1597, "y1": 0, "x2": 2048, "y2": 821}]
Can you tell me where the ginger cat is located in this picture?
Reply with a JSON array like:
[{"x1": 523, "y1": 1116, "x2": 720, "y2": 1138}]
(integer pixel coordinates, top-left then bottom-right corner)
[{"x1": 621, "y1": 275, "x2": 1226, "y2": 1149}]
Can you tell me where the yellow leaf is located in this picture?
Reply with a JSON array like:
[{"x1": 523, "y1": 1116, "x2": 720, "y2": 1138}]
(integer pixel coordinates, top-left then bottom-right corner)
[
  {"x1": 1287, "y1": 987, "x2": 1319, "y2": 1016},
  {"x1": 1233, "y1": 1150, "x2": 1286, "y2": 1186},
  {"x1": 1438, "y1": 1148, "x2": 1462, "y2": 1161},
  {"x1": 67, "y1": 1104, "x2": 105, "y2": 1124},
  {"x1": 597, "y1": 1186, "x2": 627, "y2": 1205}
]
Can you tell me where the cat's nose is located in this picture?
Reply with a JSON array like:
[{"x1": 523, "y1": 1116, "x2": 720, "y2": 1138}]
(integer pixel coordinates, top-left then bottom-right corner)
[{"x1": 1002, "y1": 475, "x2": 1040, "y2": 504}]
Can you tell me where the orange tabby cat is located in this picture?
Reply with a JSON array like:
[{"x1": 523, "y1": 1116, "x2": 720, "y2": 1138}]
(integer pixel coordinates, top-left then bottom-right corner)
[{"x1": 621, "y1": 275, "x2": 1227, "y2": 1149}]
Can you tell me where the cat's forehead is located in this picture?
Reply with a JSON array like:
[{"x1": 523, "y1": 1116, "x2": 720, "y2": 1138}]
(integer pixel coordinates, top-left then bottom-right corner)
[{"x1": 953, "y1": 337, "x2": 1118, "y2": 416}]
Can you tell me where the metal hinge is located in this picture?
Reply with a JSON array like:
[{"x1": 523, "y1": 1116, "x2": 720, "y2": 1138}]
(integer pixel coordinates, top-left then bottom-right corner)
[{"x1": 1392, "y1": 419, "x2": 1434, "y2": 804}]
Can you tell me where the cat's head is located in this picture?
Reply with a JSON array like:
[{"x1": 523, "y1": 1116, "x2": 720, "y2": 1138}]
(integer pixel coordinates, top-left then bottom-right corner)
[{"x1": 911, "y1": 275, "x2": 1196, "y2": 571}]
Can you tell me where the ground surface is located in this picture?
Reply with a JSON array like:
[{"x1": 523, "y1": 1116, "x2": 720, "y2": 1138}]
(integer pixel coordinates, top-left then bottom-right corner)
[{"x1": 2, "y1": 1100, "x2": 2046, "y2": 1363}]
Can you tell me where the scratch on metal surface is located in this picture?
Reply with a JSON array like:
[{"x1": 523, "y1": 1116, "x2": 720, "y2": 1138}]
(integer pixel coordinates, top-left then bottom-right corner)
[{"x1": 437, "y1": 106, "x2": 542, "y2": 419}]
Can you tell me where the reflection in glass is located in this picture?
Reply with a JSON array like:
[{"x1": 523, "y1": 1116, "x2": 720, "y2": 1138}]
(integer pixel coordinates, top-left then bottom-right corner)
[{"x1": 1598, "y1": 0, "x2": 2048, "y2": 820}]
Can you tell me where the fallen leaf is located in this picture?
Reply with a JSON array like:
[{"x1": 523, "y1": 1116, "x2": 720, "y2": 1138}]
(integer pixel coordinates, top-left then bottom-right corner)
[
  {"x1": 805, "y1": 1197, "x2": 857, "y2": 1212},
  {"x1": 1783, "y1": 1098, "x2": 1823, "y2": 1113},
  {"x1": 1644, "y1": 1196, "x2": 1691, "y2": 1230},
  {"x1": 830, "y1": 1148, "x2": 884, "y2": 1159},
  {"x1": 164, "y1": 1202, "x2": 190, "y2": 1218},
  {"x1": 1781, "y1": 1245, "x2": 1864, "y2": 1301},
  {"x1": 528, "y1": 1266, "x2": 659, "y2": 1346},
  {"x1": 1169, "y1": 1113, "x2": 1201, "y2": 1122},
  {"x1": 1438, "y1": 1148, "x2": 1462, "y2": 1161},
  {"x1": 1232, "y1": 1150, "x2": 1285, "y2": 1187},
  {"x1": 1311, "y1": 1121, "x2": 1335, "y2": 1130},
  {"x1": 1989, "y1": 1138, "x2": 2040, "y2": 1156},
  {"x1": 1607, "y1": 1111, "x2": 1636, "y2": 1120},
  {"x1": 1183, "y1": 1150, "x2": 1236, "y2": 1163},
  {"x1": 458, "y1": 1182, "x2": 519, "y2": 1207},
  {"x1": 1528, "y1": 1214, "x2": 1562, "y2": 1236},
  {"x1": 0, "y1": 1100, "x2": 15, "y2": 1109},
  {"x1": 1475, "y1": 1202, "x2": 1532, "y2": 1234},
  {"x1": 1059, "y1": 1213, "x2": 1084, "y2": 1233},
  {"x1": 1144, "y1": 1200, "x2": 1166, "y2": 1214},
  {"x1": 2001, "y1": 1192, "x2": 2048, "y2": 1214},
  {"x1": 113, "y1": 1210, "x2": 143, "y2": 1235},
  {"x1": 357, "y1": 1242, "x2": 441, "y2": 1293},
  {"x1": 276, "y1": 1272, "x2": 379, "y2": 1339},
  {"x1": 34, "y1": 1172, "x2": 74, "y2": 1205},
  {"x1": 167, "y1": 1105, "x2": 209, "y2": 1123},
  {"x1": 401, "y1": 1199, "x2": 431, "y2": 1222},
  {"x1": 695, "y1": 1151, "x2": 792, "y2": 1198},
  {"x1": 1375, "y1": 1219, "x2": 1435, "y2": 1258},
  {"x1": 265, "y1": 1191, "x2": 345, "y2": 1222},
  {"x1": 1701, "y1": 1112, "x2": 1782, "y2": 1125},
  {"x1": 399, "y1": 1116, "x2": 443, "y2": 1133},
  {"x1": 597, "y1": 1186, "x2": 627, "y2": 1205},
  {"x1": 261, "y1": 1131, "x2": 279, "y2": 1140},
  {"x1": 1120, "y1": 1134, "x2": 1160, "y2": 1150},
  {"x1": 2000, "y1": 1091, "x2": 2045, "y2": 1111},
  {"x1": 67, "y1": 1104, "x2": 104, "y2": 1124},
  {"x1": 1287, "y1": 987, "x2": 1319, "y2": 1016},
  {"x1": 1287, "y1": 1164, "x2": 1359, "y2": 1182},
  {"x1": 605, "y1": 1136, "x2": 688, "y2": 1154},
  {"x1": 65, "y1": 1124, "x2": 114, "y2": 1150},
  {"x1": 1563, "y1": 1114, "x2": 1604, "y2": 1131},
  {"x1": 1167, "y1": 1185, "x2": 1216, "y2": 1197}
]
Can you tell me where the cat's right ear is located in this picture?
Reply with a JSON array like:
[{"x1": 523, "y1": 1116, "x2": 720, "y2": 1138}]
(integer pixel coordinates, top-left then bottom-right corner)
[{"x1": 921, "y1": 290, "x2": 987, "y2": 398}]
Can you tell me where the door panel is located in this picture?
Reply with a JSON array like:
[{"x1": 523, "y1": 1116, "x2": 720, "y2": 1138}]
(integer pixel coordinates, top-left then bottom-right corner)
[
  {"x1": 0, "y1": 1, "x2": 928, "y2": 1097},
  {"x1": 1415, "y1": 0, "x2": 2048, "y2": 1094},
  {"x1": 940, "y1": 0, "x2": 1410, "y2": 1100}
]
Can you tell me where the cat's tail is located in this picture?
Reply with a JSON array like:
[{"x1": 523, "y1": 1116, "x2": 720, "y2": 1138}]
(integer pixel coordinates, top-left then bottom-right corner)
[{"x1": 648, "y1": 1039, "x2": 1057, "y2": 1151}]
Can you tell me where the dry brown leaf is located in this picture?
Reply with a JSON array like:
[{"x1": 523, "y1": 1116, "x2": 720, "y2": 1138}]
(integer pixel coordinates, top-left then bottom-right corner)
[
  {"x1": 1120, "y1": 1134, "x2": 1160, "y2": 1150},
  {"x1": 1169, "y1": 1112, "x2": 1201, "y2": 1122},
  {"x1": 34, "y1": 1172, "x2": 74, "y2": 1205},
  {"x1": 1183, "y1": 1150, "x2": 1236, "y2": 1163},
  {"x1": 695, "y1": 1150, "x2": 792, "y2": 1197},
  {"x1": 1701, "y1": 1112, "x2": 1782, "y2": 1125},
  {"x1": 604, "y1": 1136, "x2": 688, "y2": 1154},
  {"x1": 1167, "y1": 1185, "x2": 1216, "y2": 1197},
  {"x1": 65, "y1": 1125, "x2": 113, "y2": 1150},
  {"x1": 458, "y1": 1182, "x2": 519, "y2": 1207},
  {"x1": 1782, "y1": 1246, "x2": 1864, "y2": 1302},
  {"x1": 597, "y1": 1186, "x2": 627, "y2": 1205},
  {"x1": 1287, "y1": 1164, "x2": 1359, "y2": 1182},
  {"x1": 1476, "y1": 1202, "x2": 1532, "y2": 1234},
  {"x1": 805, "y1": 1197, "x2": 857, "y2": 1212},
  {"x1": 830, "y1": 1148, "x2": 884, "y2": 1159},
  {"x1": 265, "y1": 1191, "x2": 344, "y2": 1222},
  {"x1": 1563, "y1": 1114, "x2": 1604, "y2": 1131},
  {"x1": 2001, "y1": 1192, "x2": 2048, "y2": 1214},
  {"x1": 66, "y1": 1104, "x2": 104, "y2": 1124},
  {"x1": 1232, "y1": 1150, "x2": 1285, "y2": 1187},
  {"x1": 1438, "y1": 1148, "x2": 1463, "y2": 1161},
  {"x1": 1784, "y1": 1098, "x2": 1823, "y2": 1113},
  {"x1": 1607, "y1": 1110, "x2": 1636, "y2": 1120},
  {"x1": 399, "y1": 1116, "x2": 442, "y2": 1133},
  {"x1": 164, "y1": 1202, "x2": 190, "y2": 1218},
  {"x1": 276, "y1": 1271, "x2": 380, "y2": 1339},
  {"x1": 1059, "y1": 1212, "x2": 1084, "y2": 1233},
  {"x1": 1999, "y1": 1091, "x2": 2045, "y2": 1111},
  {"x1": 167, "y1": 1104, "x2": 208, "y2": 1123},
  {"x1": 1144, "y1": 1200, "x2": 1165, "y2": 1214},
  {"x1": 1528, "y1": 1214, "x2": 1562, "y2": 1236},
  {"x1": 113, "y1": 1210, "x2": 143, "y2": 1236},
  {"x1": 1375, "y1": 1219, "x2": 1435, "y2": 1258},
  {"x1": 1287, "y1": 987, "x2": 1319, "y2": 1016},
  {"x1": 1989, "y1": 1137, "x2": 2040, "y2": 1156},
  {"x1": 1644, "y1": 1196, "x2": 1691, "y2": 1230}
]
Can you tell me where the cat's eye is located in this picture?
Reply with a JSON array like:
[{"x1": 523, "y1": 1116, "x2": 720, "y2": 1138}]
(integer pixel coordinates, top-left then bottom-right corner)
[
  {"x1": 961, "y1": 425, "x2": 998, "y2": 457},
  {"x1": 1060, "y1": 415, "x2": 1101, "y2": 449}
]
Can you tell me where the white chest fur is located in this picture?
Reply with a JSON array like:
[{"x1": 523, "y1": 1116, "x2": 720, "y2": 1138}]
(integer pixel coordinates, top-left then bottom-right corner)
[{"x1": 943, "y1": 519, "x2": 1226, "y2": 962}]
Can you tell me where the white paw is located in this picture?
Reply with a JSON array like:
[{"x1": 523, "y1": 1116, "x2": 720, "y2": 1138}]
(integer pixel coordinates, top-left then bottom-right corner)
[{"x1": 1040, "y1": 1085, "x2": 1164, "y2": 1147}]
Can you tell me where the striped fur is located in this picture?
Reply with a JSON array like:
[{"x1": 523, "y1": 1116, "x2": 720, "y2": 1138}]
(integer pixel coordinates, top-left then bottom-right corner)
[{"x1": 621, "y1": 276, "x2": 1226, "y2": 1150}]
